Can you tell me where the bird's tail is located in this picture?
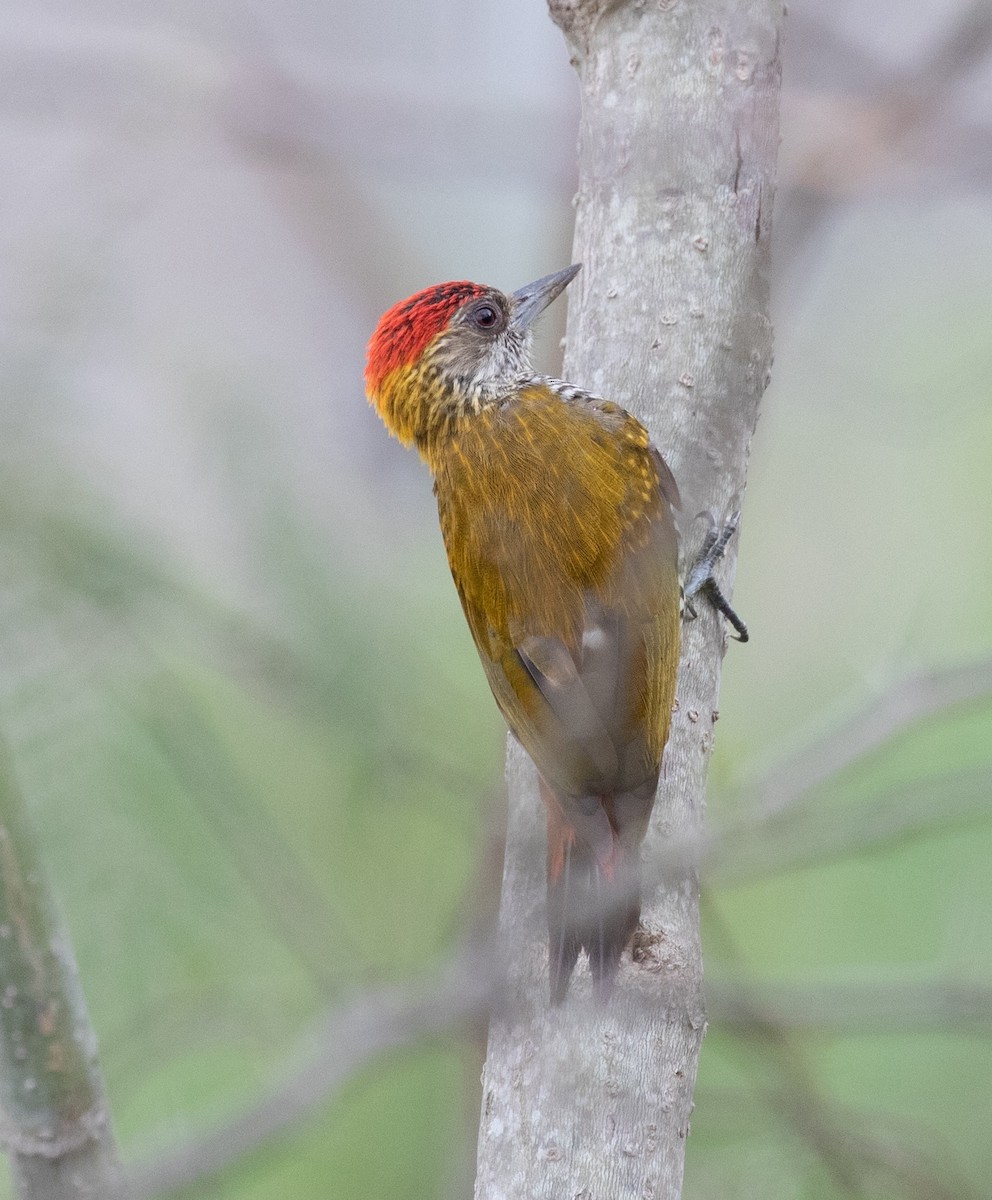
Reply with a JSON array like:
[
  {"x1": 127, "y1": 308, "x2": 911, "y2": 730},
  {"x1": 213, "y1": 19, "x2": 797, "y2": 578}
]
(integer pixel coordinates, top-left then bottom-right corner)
[{"x1": 541, "y1": 778, "x2": 646, "y2": 1004}]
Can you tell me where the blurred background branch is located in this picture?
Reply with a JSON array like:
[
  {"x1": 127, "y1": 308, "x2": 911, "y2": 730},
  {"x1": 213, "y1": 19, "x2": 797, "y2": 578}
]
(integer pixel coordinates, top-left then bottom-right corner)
[
  {"x1": 126, "y1": 949, "x2": 497, "y2": 1200},
  {"x1": 742, "y1": 657, "x2": 992, "y2": 820},
  {"x1": 0, "y1": 741, "x2": 122, "y2": 1198}
]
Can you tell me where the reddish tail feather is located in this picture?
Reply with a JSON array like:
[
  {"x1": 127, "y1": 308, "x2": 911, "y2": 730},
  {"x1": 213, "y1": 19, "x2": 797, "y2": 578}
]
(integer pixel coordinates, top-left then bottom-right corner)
[{"x1": 541, "y1": 778, "x2": 645, "y2": 1003}]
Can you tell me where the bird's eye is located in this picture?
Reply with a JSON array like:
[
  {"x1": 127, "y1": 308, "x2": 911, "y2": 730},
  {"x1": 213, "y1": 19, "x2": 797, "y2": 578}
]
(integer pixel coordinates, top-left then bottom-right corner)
[{"x1": 472, "y1": 303, "x2": 499, "y2": 330}]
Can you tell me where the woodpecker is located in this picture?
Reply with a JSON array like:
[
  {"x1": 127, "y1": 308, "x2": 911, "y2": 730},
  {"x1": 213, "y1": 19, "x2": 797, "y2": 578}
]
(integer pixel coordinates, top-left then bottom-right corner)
[{"x1": 365, "y1": 265, "x2": 742, "y2": 1002}]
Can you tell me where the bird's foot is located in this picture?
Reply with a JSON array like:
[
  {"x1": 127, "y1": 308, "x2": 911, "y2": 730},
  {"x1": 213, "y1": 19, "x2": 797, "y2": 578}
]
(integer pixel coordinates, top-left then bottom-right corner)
[{"x1": 684, "y1": 511, "x2": 749, "y2": 643}]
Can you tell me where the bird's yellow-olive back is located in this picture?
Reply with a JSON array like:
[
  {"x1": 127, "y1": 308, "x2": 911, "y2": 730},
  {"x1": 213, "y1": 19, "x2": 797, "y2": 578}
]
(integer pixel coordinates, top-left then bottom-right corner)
[{"x1": 432, "y1": 383, "x2": 680, "y2": 800}]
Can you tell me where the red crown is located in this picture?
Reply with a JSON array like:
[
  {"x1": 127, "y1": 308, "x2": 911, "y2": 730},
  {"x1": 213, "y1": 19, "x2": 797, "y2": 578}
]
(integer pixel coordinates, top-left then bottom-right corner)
[{"x1": 365, "y1": 281, "x2": 487, "y2": 394}]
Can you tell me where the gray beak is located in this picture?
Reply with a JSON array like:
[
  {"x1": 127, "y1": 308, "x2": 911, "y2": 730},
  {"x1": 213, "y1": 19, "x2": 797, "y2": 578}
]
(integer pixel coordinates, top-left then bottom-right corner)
[{"x1": 510, "y1": 264, "x2": 581, "y2": 333}]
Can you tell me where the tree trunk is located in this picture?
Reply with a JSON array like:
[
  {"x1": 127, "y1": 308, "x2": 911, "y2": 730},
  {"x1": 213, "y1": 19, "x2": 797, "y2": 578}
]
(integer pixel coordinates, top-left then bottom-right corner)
[{"x1": 474, "y1": 2, "x2": 782, "y2": 1197}]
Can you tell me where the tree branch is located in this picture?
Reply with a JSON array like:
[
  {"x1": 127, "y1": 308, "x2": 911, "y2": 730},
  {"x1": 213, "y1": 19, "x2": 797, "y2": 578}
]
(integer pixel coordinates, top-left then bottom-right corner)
[
  {"x1": 120, "y1": 958, "x2": 991, "y2": 1198},
  {"x1": 776, "y1": 1, "x2": 992, "y2": 293},
  {"x1": 742, "y1": 657, "x2": 992, "y2": 823},
  {"x1": 474, "y1": 2, "x2": 783, "y2": 1197},
  {"x1": 0, "y1": 740, "x2": 123, "y2": 1199},
  {"x1": 708, "y1": 979, "x2": 992, "y2": 1033},
  {"x1": 702, "y1": 908, "x2": 982, "y2": 1200},
  {"x1": 126, "y1": 950, "x2": 496, "y2": 1200},
  {"x1": 714, "y1": 766, "x2": 992, "y2": 883}
]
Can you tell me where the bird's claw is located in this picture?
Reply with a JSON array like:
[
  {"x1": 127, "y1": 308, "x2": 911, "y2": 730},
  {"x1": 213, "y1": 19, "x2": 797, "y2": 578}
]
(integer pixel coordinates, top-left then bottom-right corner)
[{"x1": 683, "y1": 510, "x2": 748, "y2": 643}]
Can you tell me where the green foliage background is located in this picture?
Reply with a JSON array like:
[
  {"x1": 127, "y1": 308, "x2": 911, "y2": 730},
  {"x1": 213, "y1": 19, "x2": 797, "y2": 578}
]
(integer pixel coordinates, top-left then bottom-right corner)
[{"x1": 0, "y1": 172, "x2": 990, "y2": 1200}]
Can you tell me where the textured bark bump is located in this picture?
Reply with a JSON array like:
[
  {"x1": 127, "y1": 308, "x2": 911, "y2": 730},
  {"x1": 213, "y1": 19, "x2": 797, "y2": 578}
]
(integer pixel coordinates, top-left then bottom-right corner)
[{"x1": 548, "y1": 0, "x2": 621, "y2": 52}]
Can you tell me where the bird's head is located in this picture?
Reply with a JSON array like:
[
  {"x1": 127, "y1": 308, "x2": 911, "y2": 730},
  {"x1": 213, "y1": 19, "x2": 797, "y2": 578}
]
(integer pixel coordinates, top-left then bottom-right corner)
[{"x1": 365, "y1": 264, "x2": 580, "y2": 451}]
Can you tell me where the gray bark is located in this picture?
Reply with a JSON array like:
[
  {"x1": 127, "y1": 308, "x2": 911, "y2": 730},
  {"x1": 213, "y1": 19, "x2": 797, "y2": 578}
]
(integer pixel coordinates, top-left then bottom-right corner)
[
  {"x1": 474, "y1": 2, "x2": 782, "y2": 1198},
  {"x1": 0, "y1": 742, "x2": 123, "y2": 1199}
]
